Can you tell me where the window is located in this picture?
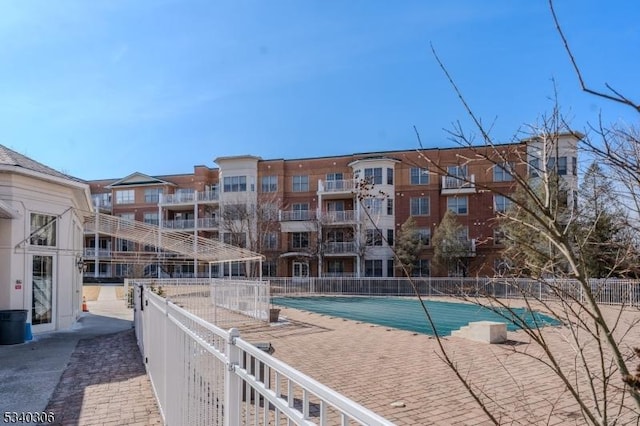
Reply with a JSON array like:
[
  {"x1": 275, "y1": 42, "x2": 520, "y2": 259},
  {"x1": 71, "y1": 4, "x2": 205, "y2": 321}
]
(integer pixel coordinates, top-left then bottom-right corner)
[
  {"x1": 447, "y1": 165, "x2": 467, "y2": 178},
  {"x1": 262, "y1": 261, "x2": 277, "y2": 277},
  {"x1": 410, "y1": 167, "x2": 429, "y2": 185},
  {"x1": 144, "y1": 188, "x2": 162, "y2": 203},
  {"x1": 572, "y1": 157, "x2": 577, "y2": 176},
  {"x1": 387, "y1": 259, "x2": 394, "y2": 277},
  {"x1": 261, "y1": 203, "x2": 279, "y2": 221},
  {"x1": 223, "y1": 176, "x2": 247, "y2": 192},
  {"x1": 92, "y1": 192, "x2": 111, "y2": 207},
  {"x1": 223, "y1": 232, "x2": 246, "y2": 247},
  {"x1": 365, "y1": 259, "x2": 383, "y2": 277},
  {"x1": 548, "y1": 156, "x2": 568, "y2": 175},
  {"x1": 143, "y1": 212, "x2": 159, "y2": 225},
  {"x1": 413, "y1": 259, "x2": 430, "y2": 277},
  {"x1": 116, "y1": 238, "x2": 135, "y2": 252},
  {"x1": 387, "y1": 229, "x2": 394, "y2": 247},
  {"x1": 223, "y1": 262, "x2": 245, "y2": 277},
  {"x1": 292, "y1": 203, "x2": 310, "y2": 220},
  {"x1": 387, "y1": 168, "x2": 394, "y2": 185},
  {"x1": 364, "y1": 167, "x2": 382, "y2": 185},
  {"x1": 362, "y1": 198, "x2": 383, "y2": 215},
  {"x1": 292, "y1": 175, "x2": 309, "y2": 192},
  {"x1": 327, "y1": 260, "x2": 344, "y2": 275},
  {"x1": 225, "y1": 204, "x2": 248, "y2": 220},
  {"x1": 115, "y1": 189, "x2": 135, "y2": 204},
  {"x1": 30, "y1": 213, "x2": 56, "y2": 246},
  {"x1": 494, "y1": 195, "x2": 512, "y2": 214},
  {"x1": 410, "y1": 197, "x2": 429, "y2": 216},
  {"x1": 447, "y1": 196, "x2": 468, "y2": 215},
  {"x1": 494, "y1": 229, "x2": 506, "y2": 245},
  {"x1": 417, "y1": 228, "x2": 431, "y2": 246},
  {"x1": 261, "y1": 176, "x2": 278, "y2": 192},
  {"x1": 326, "y1": 173, "x2": 344, "y2": 191},
  {"x1": 291, "y1": 232, "x2": 309, "y2": 249},
  {"x1": 263, "y1": 232, "x2": 278, "y2": 250},
  {"x1": 529, "y1": 158, "x2": 540, "y2": 177},
  {"x1": 326, "y1": 229, "x2": 344, "y2": 242},
  {"x1": 493, "y1": 163, "x2": 514, "y2": 182},
  {"x1": 387, "y1": 199, "x2": 393, "y2": 215},
  {"x1": 366, "y1": 229, "x2": 383, "y2": 246}
]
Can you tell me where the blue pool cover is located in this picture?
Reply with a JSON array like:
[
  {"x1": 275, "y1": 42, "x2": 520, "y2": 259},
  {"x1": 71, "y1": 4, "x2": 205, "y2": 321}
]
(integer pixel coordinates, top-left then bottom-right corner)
[{"x1": 272, "y1": 296, "x2": 560, "y2": 336}]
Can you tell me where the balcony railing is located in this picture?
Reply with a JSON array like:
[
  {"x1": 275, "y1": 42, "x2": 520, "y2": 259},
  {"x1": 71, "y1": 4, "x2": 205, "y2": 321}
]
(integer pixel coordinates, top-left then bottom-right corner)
[
  {"x1": 317, "y1": 179, "x2": 356, "y2": 193},
  {"x1": 84, "y1": 248, "x2": 112, "y2": 258},
  {"x1": 162, "y1": 219, "x2": 195, "y2": 229},
  {"x1": 280, "y1": 210, "x2": 317, "y2": 221},
  {"x1": 324, "y1": 241, "x2": 358, "y2": 254},
  {"x1": 319, "y1": 210, "x2": 356, "y2": 224},
  {"x1": 162, "y1": 217, "x2": 219, "y2": 230},
  {"x1": 441, "y1": 174, "x2": 476, "y2": 194},
  {"x1": 161, "y1": 192, "x2": 196, "y2": 204},
  {"x1": 197, "y1": 190, "x2": 219, "y2": 202},
  {"x1": 92, "y1": 197, "x2": 112, "y2": 210}
]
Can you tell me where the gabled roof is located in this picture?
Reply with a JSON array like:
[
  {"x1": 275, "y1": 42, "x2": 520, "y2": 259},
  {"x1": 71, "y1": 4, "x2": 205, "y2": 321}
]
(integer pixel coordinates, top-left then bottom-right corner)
[
  {"x1": 106, "y1": 172, "x2": 177, "y2": 188},
  {"x1": 0, "y1": 144, "x2": 84, "y2": 183}
]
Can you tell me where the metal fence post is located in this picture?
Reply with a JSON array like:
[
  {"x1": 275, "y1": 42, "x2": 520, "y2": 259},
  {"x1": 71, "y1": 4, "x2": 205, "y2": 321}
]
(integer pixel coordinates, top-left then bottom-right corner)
[{"x1": 225, "y1": 328, "x2": 241, "y2": 426}]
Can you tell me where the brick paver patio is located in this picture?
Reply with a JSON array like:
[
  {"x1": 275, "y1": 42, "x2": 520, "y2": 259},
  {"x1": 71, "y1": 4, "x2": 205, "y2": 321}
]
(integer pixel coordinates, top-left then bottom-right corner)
[
  {"x1": 43, "y1": 330, "x2": 162, "y2": 426},
  {"x1": 237, "y1": 301, "x2": 640, "y2": 425}
]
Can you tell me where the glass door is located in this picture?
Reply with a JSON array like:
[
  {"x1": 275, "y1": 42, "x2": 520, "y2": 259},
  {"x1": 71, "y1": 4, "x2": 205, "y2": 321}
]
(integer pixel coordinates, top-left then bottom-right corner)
[
  {"x1": 32, "y1": 255, "x2": 55, "y2": 332},
  {"x1": 292, "y1": 261, "x2": 309, "y2": 279}
]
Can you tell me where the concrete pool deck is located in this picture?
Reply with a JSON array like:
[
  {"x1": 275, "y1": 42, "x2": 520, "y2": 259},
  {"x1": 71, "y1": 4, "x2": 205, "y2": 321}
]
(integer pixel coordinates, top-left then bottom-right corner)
[{"x1": 235, "y1": 299, "x2": 640, "y2": 425}]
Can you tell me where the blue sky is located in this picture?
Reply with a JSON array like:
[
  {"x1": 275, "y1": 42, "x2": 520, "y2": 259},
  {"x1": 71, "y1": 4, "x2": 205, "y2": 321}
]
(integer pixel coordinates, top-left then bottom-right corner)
[{"x1": 1, "y1": 1, "x2": 637, "y2": 180}]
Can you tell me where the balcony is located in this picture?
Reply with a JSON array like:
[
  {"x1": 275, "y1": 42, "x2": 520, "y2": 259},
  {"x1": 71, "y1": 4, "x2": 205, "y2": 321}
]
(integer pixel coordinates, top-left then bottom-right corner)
[
  {"x1": 162, "y1": 217, "x2": 219, "y2": 230},
  {"x1": 279, "y1": 210, "x2": 317, "y2": 221},
  {"x1": 441, "y1": 174, "x2": 476, "y2": 195},
  {"x1": 160, "y1": 192, "x2": 195, "y2": 205},
  {"x1": 318, "y1": 210, "x2": 357, "y2": 225},
  {"x1": 197, "y1": 190, "x2": 219, "y2": 203},
  {"x1": 84, "y1": 248, "x2": 112, "y2": 258},
  {"x1": 324, "y1": 241, "x2": 358, "y2": 255},
  {"x1": 91, "y1": 197, "x2": 112, "y2": 211},
  {"x1": 317, "y1": 179, "x2": 357, "y2": 198}
]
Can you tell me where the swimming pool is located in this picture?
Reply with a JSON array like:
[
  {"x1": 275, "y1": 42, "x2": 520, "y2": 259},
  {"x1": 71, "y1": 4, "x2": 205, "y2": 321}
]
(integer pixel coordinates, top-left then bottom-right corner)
[{"x1": 272, "y1": 296, "x2": 560, "y2": 336}]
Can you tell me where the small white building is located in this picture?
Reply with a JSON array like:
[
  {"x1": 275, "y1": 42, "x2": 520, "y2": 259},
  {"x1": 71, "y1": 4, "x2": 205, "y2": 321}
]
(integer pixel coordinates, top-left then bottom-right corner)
[{"x1": 0, "y1": 145, "x2": 92, "y2": 334}]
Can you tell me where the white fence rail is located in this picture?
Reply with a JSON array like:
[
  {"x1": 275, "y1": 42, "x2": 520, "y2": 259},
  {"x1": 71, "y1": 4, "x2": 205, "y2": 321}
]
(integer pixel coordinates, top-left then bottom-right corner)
[
  {"x1": 133, "y1": 283, "x2": 394, "y2": 426},
  {"x1": 127, "y1": 278, "x2": 270, "y2": 327},
  {"x1": 269, "y1": 277, "x2": 640, "y2": 307}
]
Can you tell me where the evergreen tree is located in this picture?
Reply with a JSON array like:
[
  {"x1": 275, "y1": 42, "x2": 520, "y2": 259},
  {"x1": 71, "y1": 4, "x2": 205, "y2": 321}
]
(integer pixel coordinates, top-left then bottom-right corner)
[
  {"x1": 394, "y1": 216, "x2": 423, "y2": 276},
  {"x1": 577, "y1": 162, "x2": 628, "y2": 277},
  {"x1": 432, "y1": 210, "x2": 469, "y2": 275}
]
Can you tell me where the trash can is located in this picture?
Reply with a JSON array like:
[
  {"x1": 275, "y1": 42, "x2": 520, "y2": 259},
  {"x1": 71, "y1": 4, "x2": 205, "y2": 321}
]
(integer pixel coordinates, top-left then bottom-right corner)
[{"x1": 0, "y1": 310, "x2": 28, "y2": 345}]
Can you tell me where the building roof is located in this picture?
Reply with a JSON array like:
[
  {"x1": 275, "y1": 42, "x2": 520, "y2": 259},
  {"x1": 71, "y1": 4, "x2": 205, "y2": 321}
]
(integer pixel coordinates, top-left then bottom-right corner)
[{"x1": 0, "y1": 144, "x2": 85, "y2": 183}]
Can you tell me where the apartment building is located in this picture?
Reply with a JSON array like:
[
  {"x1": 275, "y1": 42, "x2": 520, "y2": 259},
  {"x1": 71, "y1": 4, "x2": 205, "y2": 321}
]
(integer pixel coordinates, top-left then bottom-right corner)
[{"x1": 84, "y1": 134, "x2": 579, "y2": 280}]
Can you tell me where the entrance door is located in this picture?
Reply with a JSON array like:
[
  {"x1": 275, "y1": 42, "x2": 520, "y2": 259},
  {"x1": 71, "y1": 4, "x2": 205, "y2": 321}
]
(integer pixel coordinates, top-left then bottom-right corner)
[
  {"x1": 31, "y1": 254, "x2": 55, "y2": 332},
  {"x1": 292, "y1": 261, "x2": 309, "y2": 279}
]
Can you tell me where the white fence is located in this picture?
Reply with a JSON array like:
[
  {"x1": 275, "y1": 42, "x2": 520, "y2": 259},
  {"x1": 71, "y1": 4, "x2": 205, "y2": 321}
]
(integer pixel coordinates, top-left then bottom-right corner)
[
  {"x1": 269, "y1": 277, "x2": 640, "y2": 308},
  {"x1": 133, "y1": 283, "x2": 394, "y2": 426},
  {"x1": 127, "y1": 278, "x2": 270, "y2": 327}
]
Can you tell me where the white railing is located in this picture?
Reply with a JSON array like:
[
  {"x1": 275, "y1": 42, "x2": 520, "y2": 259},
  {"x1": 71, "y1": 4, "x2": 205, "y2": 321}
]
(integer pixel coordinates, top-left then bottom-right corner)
[
  {"x1": 319, "y1": 210, "x2": 356, "y2": 224},
  {"x1": 268, "y1": 277, "x2": 640, "y2": 307},
  {"x1": 198, "y1": 190, "x2": 219, "y2": 202},
  {"x1": 324, "y1": 241, "x2": 358, "y2": 254},
  {"x1": 161, "y1": 191, "x2": 196, "y2": 204},
  {"x1": 317, "y1": 179, "x2": 356, "y2": 193},
  {"x1": 133, "y1": 283, "x2": 394, "y2": 426},
  {"x1": 198, "y1": 217, "x2": 219, "y2": 228},
  {"x1": 84, "y1": 248, "x2": 112, "y2": 257},
  {"x1": 130, "y1": 278, "x2": 269, "y2": 326},
  {"x1": 441, "y1": 174, "x2": 476, "y2": 190},
  {"x1": 162, "y1": 219, "x2": 196, "y2": 229},
  {"x1": 280, "y1": 210, "x2": 317, "y2": 221}
]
